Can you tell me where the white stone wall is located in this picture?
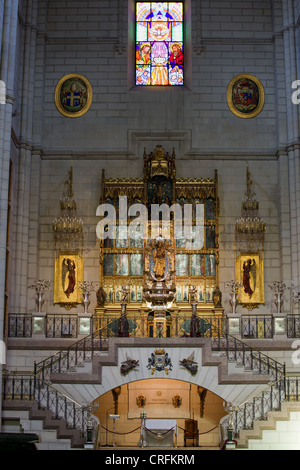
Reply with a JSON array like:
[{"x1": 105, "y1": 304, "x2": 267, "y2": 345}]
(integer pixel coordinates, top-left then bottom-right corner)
[{"x1": 3, "y1": 1, "x2": 300, "y2": 317}]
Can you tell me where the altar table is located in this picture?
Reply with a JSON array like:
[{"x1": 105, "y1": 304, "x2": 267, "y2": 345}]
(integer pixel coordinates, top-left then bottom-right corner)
[{"x1": 143, "y1": 420, "x2": 178, "y2": 447}]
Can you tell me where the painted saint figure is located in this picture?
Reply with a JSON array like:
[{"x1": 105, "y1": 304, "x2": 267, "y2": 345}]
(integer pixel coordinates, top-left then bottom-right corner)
[
  {"x1": 169, "y1": 43, "x2": 183, "y2": 68},
  {"x1": 63, "y1": 258, "x2": 76, "y2": 299},
  {"x1": 136, "y1": 43, "x2": 151, "y2": 65},
  {"x1": 243, "y1": 258, "x2": 256, "y2": 299}
]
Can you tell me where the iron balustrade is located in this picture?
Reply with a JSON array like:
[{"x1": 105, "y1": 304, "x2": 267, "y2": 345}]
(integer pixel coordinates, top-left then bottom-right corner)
[
  {"x1": 8, "y1": 312, "x2": 300, "y2": 339},
  {"x1": 33, "y1": 315, "x2": 224, "y2": 382},
  {"x1": 241, "y1": 316, "x2": 274, "y2": 339},
  {"x1": 34, "y1": 317, "x2": 121, "y2": 383},
  {"x1": 287, "y1": 315, "x2": 300, "y2": 338},
  {"x1": 221, "y1": 375, "x2": 300, "y2": 440},
  {"x1": 8, "y1": 315, "x2": 32, "y2": 338},
  {"x1": 209, "y1": 323, "x2": 285, "y2": 383},
  {"x1": 2, "y1": 373, "x2": 97, "y2": 439},
  {"x1": 33, "y1": 313, "x2": 285, "y2": 388},
  {"x1": 46, "y1": 315, "x2": 79, "y2": 338}
]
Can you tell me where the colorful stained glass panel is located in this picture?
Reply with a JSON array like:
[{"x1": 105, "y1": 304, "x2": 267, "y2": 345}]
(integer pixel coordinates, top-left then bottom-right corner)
[{"x1": 135, "y1": 2, "x2": 184, "y2": 86}]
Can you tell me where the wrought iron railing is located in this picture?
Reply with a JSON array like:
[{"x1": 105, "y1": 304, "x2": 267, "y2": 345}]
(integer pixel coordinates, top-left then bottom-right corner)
[
  {"x1": 287, "y1": 315, "x2": 300, "y2": 338},
  {"x1": 2, "y1": 373, "x2": 97, "y2": 439},
  {"x1": 32, "y1": 313, "x2": 285, "y2": 389},
  {"x1": 241, "y1": 316, "x2": 274, "y2": 339},
  {"x1": 46, "y1": 315, "x2": 79, "y2": 338},
  {"x1": 8, "y1": 312, "x2": 300, "y2": 339},
  {"x1": 8, "y1": 315, "x2": 33, "y2": 338},
  {"x1": 221, "y1": 375, "x2": 300, "y2": 441},
  {"x1": 34, "y1": 317, "x2": 121, "y2": 383},
  {"x1": 209, "y1": 324, "x2": 285, "y2": 383}
]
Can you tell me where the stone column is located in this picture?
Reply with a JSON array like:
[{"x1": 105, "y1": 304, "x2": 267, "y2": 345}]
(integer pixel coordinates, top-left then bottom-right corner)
[
  {"x1": 282, "y1": 0, "x2": 300, "y2": 286},
  {"x1": 0, "y1": 0, "x2": 19, "y2": 431},
  {"x1": 12, "y1": 0, "x2": 39, "y2": 313},
  {"x1": 272, "y1": 1, "x2": 293, "y2": 289}
]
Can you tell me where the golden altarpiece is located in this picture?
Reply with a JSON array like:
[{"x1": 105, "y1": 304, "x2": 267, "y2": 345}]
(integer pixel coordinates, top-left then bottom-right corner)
[{"x1": 95, "y1": 145, "x2": 223, "y2": 337}]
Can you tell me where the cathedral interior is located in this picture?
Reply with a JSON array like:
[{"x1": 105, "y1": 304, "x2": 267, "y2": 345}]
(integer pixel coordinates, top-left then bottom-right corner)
[{"x1": 0, "y1": 0, "x2": 299, "y2": 452}]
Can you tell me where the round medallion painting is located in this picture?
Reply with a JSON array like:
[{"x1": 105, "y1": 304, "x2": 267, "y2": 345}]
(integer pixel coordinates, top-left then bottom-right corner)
[
  {"x1": 227, "y1": 74, "x2": 264, "y2": 118},
  {"x1": 55, "y1": 74, "x2": 92, "y2": 118}
]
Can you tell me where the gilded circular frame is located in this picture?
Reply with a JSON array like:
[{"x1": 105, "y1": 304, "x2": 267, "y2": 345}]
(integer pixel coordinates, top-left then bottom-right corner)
[
  {"x1": 55, "y1": 74, "x2": 93, "y2": 118},
  {"x1": 227, "y1": 74, "x2": 265, "y2": 119}
]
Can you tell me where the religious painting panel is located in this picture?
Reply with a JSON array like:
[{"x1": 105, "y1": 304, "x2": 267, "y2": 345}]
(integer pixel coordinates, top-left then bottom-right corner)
[
  {"x1": 206, "y1": 284, "x2": 215, "y2": 303},
  {"x1": 235, "y1": 253, "x2": 265, "y2": 308},
  {"x1": 198, "y1": 283, "x2": 205, "y2": 302},
  {"x1": 190, "y1": 254, "x2": 205, "y2": 277},
  {"x1": 115, "y1": 284, "x2": 123, "y2": 302},
  {"x1": 205, "y1": 225, "x2": 216, "y2": 249},
  {"x1": 104, "y1": 285, "x2": 114, "y2": 303},
  {"x1": 205, "y1": 254, "x2": 216, "y2": 277},
  {"x1": 147, "y1": 180, "x2": 173, "y2": 205},
  {"x1": 103, "y1": 254, "x2": 114, "y2": 277},
  {"x1": 130, "y1": 227, "x2": 144, "y2": 248},
  {"x1": 182, "y1": 284, "x2": 189, "y2": 302},
  {"x1": 115, "y1": 254, "x2": 129, "y2": 276},
  {"x1": 136, "y1": 284, "x2": 143, "y2": 302},
  {"x1": 176, "y1": 285, "x2": 182, "y2": 302},
  {"x1": 115, "y1": 226, "x2": 129, "y2": 248},
  {"x1": 176, "y1": 254, "x2": 189, "y2": 277},
  {"x1": 103, "y1": 231, "x2": 113, "y2": 248},
  {"x1": 130, "y1": 253, "x2": 144, "y2": 277},
  {"x1": 130, "y1": 285, "x2": 136, "y2": 302},
  {"x1": 54, "y1": 252, "x2": 83, "y2": 306},
  {"x1": 189, "y1": 226, "x2": 205, "y2": 250},
  {"x1": 175, "y1": 233, "x2": 187, "y2": 248},
  {"x1": 205, "y1": 198, "x2": 216, "y2": 220}
]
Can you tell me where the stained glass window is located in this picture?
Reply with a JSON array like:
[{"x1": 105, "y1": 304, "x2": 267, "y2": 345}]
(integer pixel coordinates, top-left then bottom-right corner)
[{"x1": 136, "y1": 2, "x2": 184, "y2": 86}]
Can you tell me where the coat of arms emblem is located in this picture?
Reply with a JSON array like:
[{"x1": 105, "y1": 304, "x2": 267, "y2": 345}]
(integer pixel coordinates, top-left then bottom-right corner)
[
  {"x1": 147, "y1": 349, "x2": 173, "y2": 375},
  {"x1": 55, "y1": 74, "x2": 93, "y2": 118},
  {"x1": 227, "y1": 74, "x2": 264, "y2": 119}
]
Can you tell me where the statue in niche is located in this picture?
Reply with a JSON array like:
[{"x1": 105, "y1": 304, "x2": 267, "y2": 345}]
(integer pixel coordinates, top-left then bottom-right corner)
[
  {"x1": 153, "y1": 239, "x2": 167, "y2": 278},
  {"x1": 96, "y1": 286, "x2": 105, "y2": 307},
  {"x1": 213, "y1": 286, "x2": 222, "y2": 308}
]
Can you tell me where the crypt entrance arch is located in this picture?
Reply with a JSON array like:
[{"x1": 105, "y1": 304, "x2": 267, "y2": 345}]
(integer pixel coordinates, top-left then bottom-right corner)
[{"x1": 91, "y1": 378, "x2": 226, "y2": 448}]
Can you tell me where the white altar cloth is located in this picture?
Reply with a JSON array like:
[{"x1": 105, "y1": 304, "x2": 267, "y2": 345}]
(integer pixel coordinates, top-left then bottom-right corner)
[{"x1": 144, "y1": 419, "x2": 178, "y2": 435}]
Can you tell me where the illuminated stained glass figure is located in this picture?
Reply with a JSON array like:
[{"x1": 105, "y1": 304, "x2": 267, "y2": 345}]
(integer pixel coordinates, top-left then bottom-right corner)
[{"x1": 136, "y1": 2, "x2": 184, "y2": 86}]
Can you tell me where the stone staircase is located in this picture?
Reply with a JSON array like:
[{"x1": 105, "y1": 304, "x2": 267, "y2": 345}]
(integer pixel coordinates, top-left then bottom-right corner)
[
  {"x1": 3, "y1": 323, "x2": 287, "y2": 450},
  {"x1": 2, "y1": 401, "x2": 86, "y2": 449},
  {"x1": 36, "y1": 337, "x2": 276, "y2": 407},
  {"x1": 236, "y1": 402, "x2": 300, "y2": 450}
]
